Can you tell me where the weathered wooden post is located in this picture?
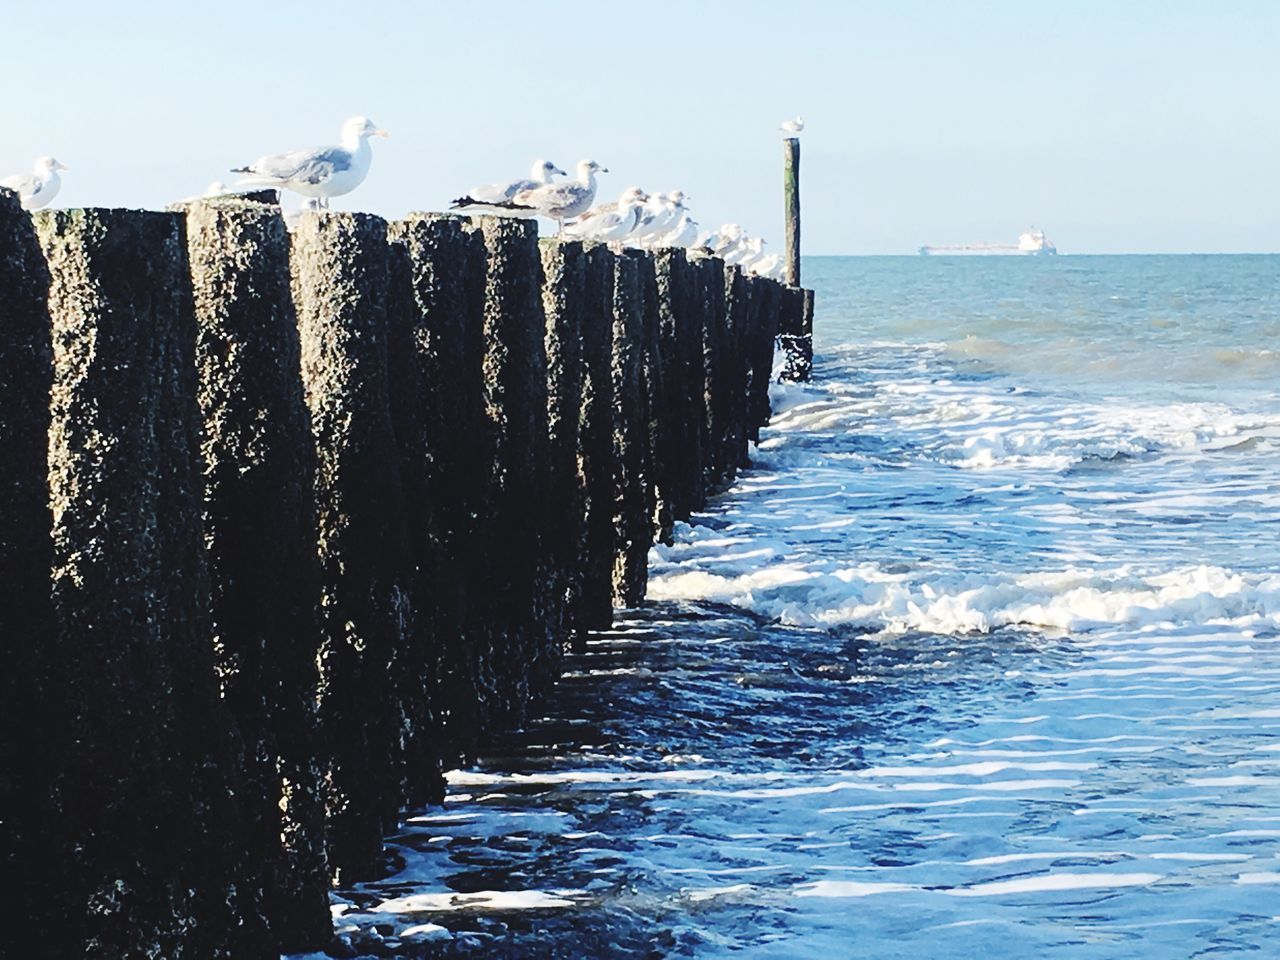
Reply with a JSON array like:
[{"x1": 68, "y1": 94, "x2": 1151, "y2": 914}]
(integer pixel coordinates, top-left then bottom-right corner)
[
  {"x1": 382, "y1": 239, "x2": 442, "y2": 809},
  {"x1": 746, "y1": 275, "x2": 781, "y2": 442},
  {"x1": 232, "y1": 188, "x2": 282, "y2": 205},
  {"x1": 0, "y1": 189, "x2": 66, "y2": 960},
  {"x1": 470, "y1": 216, "x2": 551, "y2": 724},
  {"x1": 722, "y1": 264, "x2": 752, "y2": 479},
  {"x1": 540, "y1": 239, "x2": 588, "y2": 658},
  {"x1": 780, "y1": 136, "x2": 813, "y2": 383},
  {"x1": 36, "y1": 207, "x2": 270, "y2": 958},
  {"x1": 653, "y1": 248, "x2": 696, "y2": 529},
  {"x1": 386, "y1": 213, "x2": 486, "y2": 768},
  {"x1": 290, "y1": 211, "x2": 412, "y2": 883},
  {"x1": 578, "y1": 246, "x2": 617, "y2": 631},
  {"x1": 693, "y1": 256, "x2": 728, "y2": 493},
  {"x1": 784, "y1": 137, "x2": 801, "y2": 287},
  {"x1": 184, "y1": 198, "x2": 331, "y2": 950},
  {"x1": 610, "y1": 250, "x2": 649, "y2": 607},
  {"x1": 637, "y1": 253, "x2": 668, "y2": 545},
  {"x1": 779, "y1": 285, "x2": 813, "y2": 382}
]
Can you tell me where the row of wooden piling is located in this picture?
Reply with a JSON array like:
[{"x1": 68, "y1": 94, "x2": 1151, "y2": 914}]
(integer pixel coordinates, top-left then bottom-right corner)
[{"x1": 0, "y1": 188, "x2": 809, "y2": 958}]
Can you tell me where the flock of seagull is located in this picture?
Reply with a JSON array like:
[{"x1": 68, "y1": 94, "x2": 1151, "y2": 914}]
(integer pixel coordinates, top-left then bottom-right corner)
[
  {"x1": 449, "y1": 162, "x2": 786, "y2": 279},
  {"x1": 2, "y1": 114, "x2": 806, "y2": 282}
]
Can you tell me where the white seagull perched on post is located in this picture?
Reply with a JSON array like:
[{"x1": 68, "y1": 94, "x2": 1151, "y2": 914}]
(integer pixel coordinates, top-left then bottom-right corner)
[
  {"x1": 231, "y1": 116, "x2": 388, "y2": 208},
  {"x1": 779, "y1": 115, "x2": 804, "y2": 135},
  {"x1": 564, "y1": 186, "x2": 647, "y2": 245},
  {"x1": 1, "y1": 156, "x2": 69, "y2": 210},
  {"x1": 725, "y1": 236, "x2": 765, "y2": 266},
  {"x1": 510, "y1": 159, "x2": 607, "y2": 235},
  {"x1": 450, "y1": 159, "x2": 567, "y2": 212},
  {"x1": 632, "y1": 190, "x2": 690, "y2": 248},
  {"x1": 700, "y1": 223, "x2": 746, "y2": 257},
  {"x1": 747, "y1": 252, "x2": 784, "y2": 281},
  {"x1": 651, "y1": 211, "x2": 699, "y2": 250}
]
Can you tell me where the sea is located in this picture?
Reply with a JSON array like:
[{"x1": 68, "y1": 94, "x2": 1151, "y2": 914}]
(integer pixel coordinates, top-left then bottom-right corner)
[{"x1": 319, "y1": 255, "x2": 1280, "y2": 958}]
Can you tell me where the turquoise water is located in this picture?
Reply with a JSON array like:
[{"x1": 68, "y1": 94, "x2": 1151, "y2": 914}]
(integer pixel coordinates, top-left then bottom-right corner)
[{"x1": 322, "y1": 255, "x2": 1280, "y2": 958}]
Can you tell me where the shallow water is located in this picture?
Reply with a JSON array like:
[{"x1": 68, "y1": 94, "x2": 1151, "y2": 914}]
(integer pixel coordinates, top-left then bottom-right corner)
[{"x1": 323, "y1": 255, "x2": 1280, "y2": 958}]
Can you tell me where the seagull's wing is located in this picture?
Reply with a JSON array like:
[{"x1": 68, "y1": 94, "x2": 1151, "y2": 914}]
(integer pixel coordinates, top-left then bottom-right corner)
[
  {"x1": 464, "y1": 177, "x2": 538, "y2": 204},
  {"x1": 0, "y1": 173, "x2": 38, "y2": 198},
  {"x1": 236, "y1": 146, "x2": 352, "y2": 185},
  {"x1": 568, "y1": 199, "x2": 619, "y2": 226},
  {"x1": 566, "y1": 209, "x2": 617, "y2": 239},
  {"x1": 499, "y1": 177, "x2": 539, "y2": 201},
  {"x1": 516, "y1": 181, "x2": 586, "y2": 210}
]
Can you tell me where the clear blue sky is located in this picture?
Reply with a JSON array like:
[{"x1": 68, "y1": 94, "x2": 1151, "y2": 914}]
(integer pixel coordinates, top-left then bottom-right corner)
[{"x1": 3, "y1": 0, "x2": 1277, "y2": 254}]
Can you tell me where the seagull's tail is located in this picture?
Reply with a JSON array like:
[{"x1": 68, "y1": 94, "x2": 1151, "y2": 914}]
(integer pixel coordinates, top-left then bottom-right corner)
[
  {"x1": 450, "y1": 196, "x2": 536, "y2": 212},
  {"x1": 231, "y1": 165, "x2": 253, "y2": 174},
  {"x1": 233, "y1": 172, "x2": 286, "y2": 191}
]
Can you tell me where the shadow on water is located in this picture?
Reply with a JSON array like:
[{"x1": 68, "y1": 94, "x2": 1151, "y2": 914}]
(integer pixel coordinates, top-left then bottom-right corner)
[{"x1": 331, "y1": 601, "x2": 1071, "y2": 958}]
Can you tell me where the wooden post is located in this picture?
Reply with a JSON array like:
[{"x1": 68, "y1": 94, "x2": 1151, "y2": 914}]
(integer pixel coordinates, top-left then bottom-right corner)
[
  {"x1": 291, "y1": 211, "x2": 411, "y2": 883},
  {"x1": 784, "y1": 137, "x2": 801, "y2": 287},
  {"x1": 185, "y1": 198, "x2": 331, "y2": 949}
]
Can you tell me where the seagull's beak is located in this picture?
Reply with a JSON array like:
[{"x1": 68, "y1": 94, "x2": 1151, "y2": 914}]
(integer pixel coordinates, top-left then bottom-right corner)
[
  {"x1": 599, "y1": 166, "x2": 609, "y2": 173},
  {"x1": 375, "y1": 129, "x2": 390, "y2": 138},
  {"x1": 555, "y1": 167, "x2": 567, "y2": 176},
  {"x1": 57, "y1": 163, "x2": 70, "y2": 171}
]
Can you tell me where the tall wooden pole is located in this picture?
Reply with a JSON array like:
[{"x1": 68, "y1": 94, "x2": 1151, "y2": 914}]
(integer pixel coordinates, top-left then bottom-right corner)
[{"x1": 783, "y1": 137, "x2": 801, "y2": 287}]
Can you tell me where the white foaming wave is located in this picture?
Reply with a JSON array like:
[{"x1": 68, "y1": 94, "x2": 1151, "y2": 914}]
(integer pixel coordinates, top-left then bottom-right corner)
[
  {"x1": 794, "y1": 880, "x2": 914, "y2": 898},
  {"x1": 928, "y1": 735, "x2": 1167, "y2": 747},
  {"x1": 1237, "y1": 872, "x2": 1280, "y2": 884},
  {"x1": 961, "y1": 851, "x2": 1253, "y2": 867},
  {"x1": 947, "y1": 745, "x2": 1164, "y2": 758},
  {"x1": 1188, "y1": 775, "x2": 1280, "y2": 787},
  {"x1": 683, "y1": 883, "x2": 757, "y2": 902},
  {"x1": 899, "y1": 778, "x2": 1080, "y2": 793},
  {"x1": 945, "y1": 872, "x2": 1163, "y2": 897},
  {"x1": 370, "y1": 889, "x2": 578, "y2": 913},
  {"x1": 856, "y1": 760, "x2": 1095, "y2": 778},
  {"x1": 934, "y1": 401, "x2": 1272, "y2": 471},
  {"x1": 648, "y1": 546, "x2": 1280, "y2": 636},
  {"x1": 768, "y1": 370, "x2": 1278, "y2": 472},
  {"x1": 793, "y1": 872, "x2": 1162, "y2": 899}
]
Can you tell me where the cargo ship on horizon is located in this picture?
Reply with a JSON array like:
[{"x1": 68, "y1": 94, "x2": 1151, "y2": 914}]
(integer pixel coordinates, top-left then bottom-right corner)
[{"x1": 919, "y1": 227, "x2": 1058, "y2": 256}]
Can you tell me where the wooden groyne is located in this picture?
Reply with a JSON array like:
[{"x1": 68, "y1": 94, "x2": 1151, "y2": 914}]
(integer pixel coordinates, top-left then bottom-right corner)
[{"x1": 0, "y1": 188, "x2": 812, "y2": 958}]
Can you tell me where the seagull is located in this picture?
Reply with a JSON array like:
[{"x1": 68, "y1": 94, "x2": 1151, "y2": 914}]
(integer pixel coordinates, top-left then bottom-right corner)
[
  {"x1": 626, "y1": 191, "x2": 671, "y2": 247},
  {"x1": 651, "y1": 211, "x2": 699, "y2": 249},
  {"x1": 630, "y1": 190, "x2": 690, "y2": 248},
  {"x1": 231, "y1": 116, "x2": 388, "y2": 209},
  {"x1": 1, "y1": 156, "x2": 68, "y2": 210},
  {"x1": 748, "y1": 253, "x2": 786, "y2": 281},
  {"x1": 566, "y1": 187, "x2": 648, "y2": 232},
  {"x1": 725, "y1": 236, "x2": 765, "y2": 266},
  {"x1": 779, "y1": 115, "x2": 804, "y2": 135},
  {"x1": 510, "y1": 159, "x2": 606, "y2": 235},
  {"x1": 565, "y1": 186, "x2": 647, "y2": 245},
  {"x1": 450, "y1": 159, "x2": 567, "y2": 212},
  {"x1": 699, "y1": 223, "x2": 746, "y2": 257},
  {"x1": 743, "y1": 247, "x2": 780, "y2": 277}
]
